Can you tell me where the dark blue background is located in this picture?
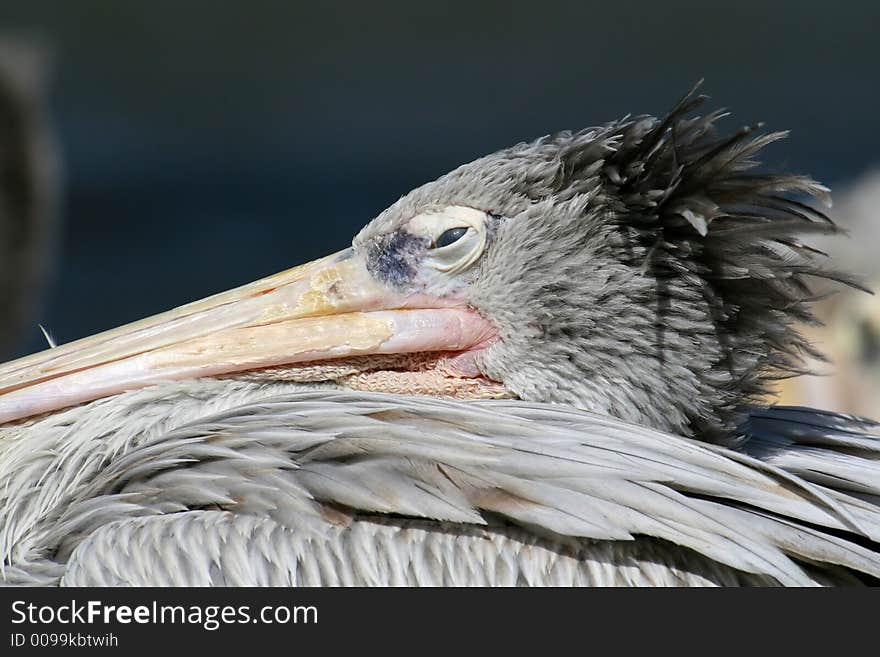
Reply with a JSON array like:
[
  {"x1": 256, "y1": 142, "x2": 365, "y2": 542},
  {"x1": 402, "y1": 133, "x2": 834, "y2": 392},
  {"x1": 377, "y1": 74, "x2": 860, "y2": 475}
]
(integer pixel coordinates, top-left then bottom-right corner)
[{"x1": 2, "y1": 0, "x2": 878, "y2": 357}]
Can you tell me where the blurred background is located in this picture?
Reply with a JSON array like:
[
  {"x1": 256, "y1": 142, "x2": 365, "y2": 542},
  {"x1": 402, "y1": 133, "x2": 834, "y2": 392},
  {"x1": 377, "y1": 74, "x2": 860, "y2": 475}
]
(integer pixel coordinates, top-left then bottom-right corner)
[{"x1": 0, "y1": 1, "x2": 878, "y2": 416}]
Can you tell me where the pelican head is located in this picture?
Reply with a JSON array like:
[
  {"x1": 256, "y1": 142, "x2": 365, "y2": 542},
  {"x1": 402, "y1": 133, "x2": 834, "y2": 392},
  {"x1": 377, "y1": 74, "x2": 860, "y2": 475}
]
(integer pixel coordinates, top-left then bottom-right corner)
[{"x1": 0, "y1": 89, "x2": 849, "y2": 440}]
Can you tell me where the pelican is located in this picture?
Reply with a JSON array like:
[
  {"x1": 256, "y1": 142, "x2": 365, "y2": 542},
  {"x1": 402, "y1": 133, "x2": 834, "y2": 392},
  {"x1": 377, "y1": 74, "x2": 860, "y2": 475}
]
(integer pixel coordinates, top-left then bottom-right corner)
[{"x1": 1, "y1": 89, "x2": 879, "y2": 587}]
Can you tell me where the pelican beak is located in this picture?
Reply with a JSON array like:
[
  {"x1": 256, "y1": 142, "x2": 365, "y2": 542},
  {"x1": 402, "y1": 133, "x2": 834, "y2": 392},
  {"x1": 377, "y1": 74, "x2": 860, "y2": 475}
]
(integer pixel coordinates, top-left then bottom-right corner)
[{"x1": 0, "y1": 249, "x2": 498, "y2": 423}]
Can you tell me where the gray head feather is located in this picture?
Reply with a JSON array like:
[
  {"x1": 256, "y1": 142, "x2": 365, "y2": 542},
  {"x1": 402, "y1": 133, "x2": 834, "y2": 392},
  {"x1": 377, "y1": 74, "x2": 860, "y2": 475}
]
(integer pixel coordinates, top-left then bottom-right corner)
[{"x1": 356, "y1": 87, "x2": 857, "y2": 441}]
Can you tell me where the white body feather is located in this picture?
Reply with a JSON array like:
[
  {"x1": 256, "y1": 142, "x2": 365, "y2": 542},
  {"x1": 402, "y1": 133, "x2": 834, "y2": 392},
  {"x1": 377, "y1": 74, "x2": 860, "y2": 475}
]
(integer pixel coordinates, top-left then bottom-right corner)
[{"x1": 1, "y1": 380, "x2": 878, "y2": 586}]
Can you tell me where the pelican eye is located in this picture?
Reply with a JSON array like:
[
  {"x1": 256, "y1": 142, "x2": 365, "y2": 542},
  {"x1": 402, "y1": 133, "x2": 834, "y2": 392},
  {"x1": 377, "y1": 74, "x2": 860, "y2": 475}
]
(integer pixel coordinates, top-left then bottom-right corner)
[
  {"x1": 406, "y1": 205, "x2": 489, "y2": 276},
  {"x1": 434, "y1": 227, "x2": 469, "y2": 249}
]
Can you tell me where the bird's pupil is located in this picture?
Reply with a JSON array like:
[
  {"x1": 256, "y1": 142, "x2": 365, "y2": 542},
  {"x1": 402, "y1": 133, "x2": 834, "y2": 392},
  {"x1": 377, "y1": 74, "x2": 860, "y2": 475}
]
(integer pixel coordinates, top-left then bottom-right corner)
[{"x1": 435, "y1": 227, "x2": 468, "y2": 249}]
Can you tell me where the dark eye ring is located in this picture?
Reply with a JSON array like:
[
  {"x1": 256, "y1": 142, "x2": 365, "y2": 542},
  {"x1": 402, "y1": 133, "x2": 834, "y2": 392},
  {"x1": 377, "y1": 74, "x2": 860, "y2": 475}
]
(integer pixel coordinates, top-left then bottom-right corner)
[{"x1": 434, "y1": 227, "x2": 469, "y2": 249}]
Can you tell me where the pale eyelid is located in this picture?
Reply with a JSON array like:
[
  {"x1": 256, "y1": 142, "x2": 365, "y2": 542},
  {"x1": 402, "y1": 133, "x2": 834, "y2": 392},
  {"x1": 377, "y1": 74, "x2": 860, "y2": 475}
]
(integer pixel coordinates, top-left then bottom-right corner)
[{"x1": 407, "y1": 206, "x2": 489, "y2": 275}]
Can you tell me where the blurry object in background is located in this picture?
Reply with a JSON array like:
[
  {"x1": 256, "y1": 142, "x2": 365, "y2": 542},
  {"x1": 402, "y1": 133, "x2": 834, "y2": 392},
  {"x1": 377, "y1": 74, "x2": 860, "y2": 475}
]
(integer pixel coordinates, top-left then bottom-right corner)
[
  {"x1": 775, "y1": 172, "x2": 880, "y2": 417},
  {"x1": 830, "y1": 169, "x2": 880, "y2": 280},
  {"x1": 0, "y1": 38, "x2": 60, "y2": 359},
  {"x1": 776, "y1": 290, "x2": 880, "y2": 417}
]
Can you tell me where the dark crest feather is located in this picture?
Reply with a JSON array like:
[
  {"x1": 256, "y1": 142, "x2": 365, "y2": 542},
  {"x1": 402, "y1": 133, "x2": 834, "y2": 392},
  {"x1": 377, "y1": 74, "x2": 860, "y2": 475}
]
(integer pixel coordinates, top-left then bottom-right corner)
[{"x1": 601, "y1": 85, "x2": 864, "y2": 436}]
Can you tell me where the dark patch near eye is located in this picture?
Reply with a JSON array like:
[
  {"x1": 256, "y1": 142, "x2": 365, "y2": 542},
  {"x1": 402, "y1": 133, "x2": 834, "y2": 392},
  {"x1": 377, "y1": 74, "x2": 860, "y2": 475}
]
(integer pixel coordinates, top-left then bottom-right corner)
[
  {"x1": 365, "y1": 231, "x2": 430, "y2": 287},
  {"x1": 434, "y1": 227, "x2": 468, "y2": 249}
]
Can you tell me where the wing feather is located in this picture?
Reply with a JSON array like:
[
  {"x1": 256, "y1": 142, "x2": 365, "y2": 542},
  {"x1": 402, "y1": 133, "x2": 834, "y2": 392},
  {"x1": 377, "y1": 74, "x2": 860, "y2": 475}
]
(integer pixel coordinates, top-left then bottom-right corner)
[{"x1": 4, "y1": 385, "x2": 880, "y2": 585}]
